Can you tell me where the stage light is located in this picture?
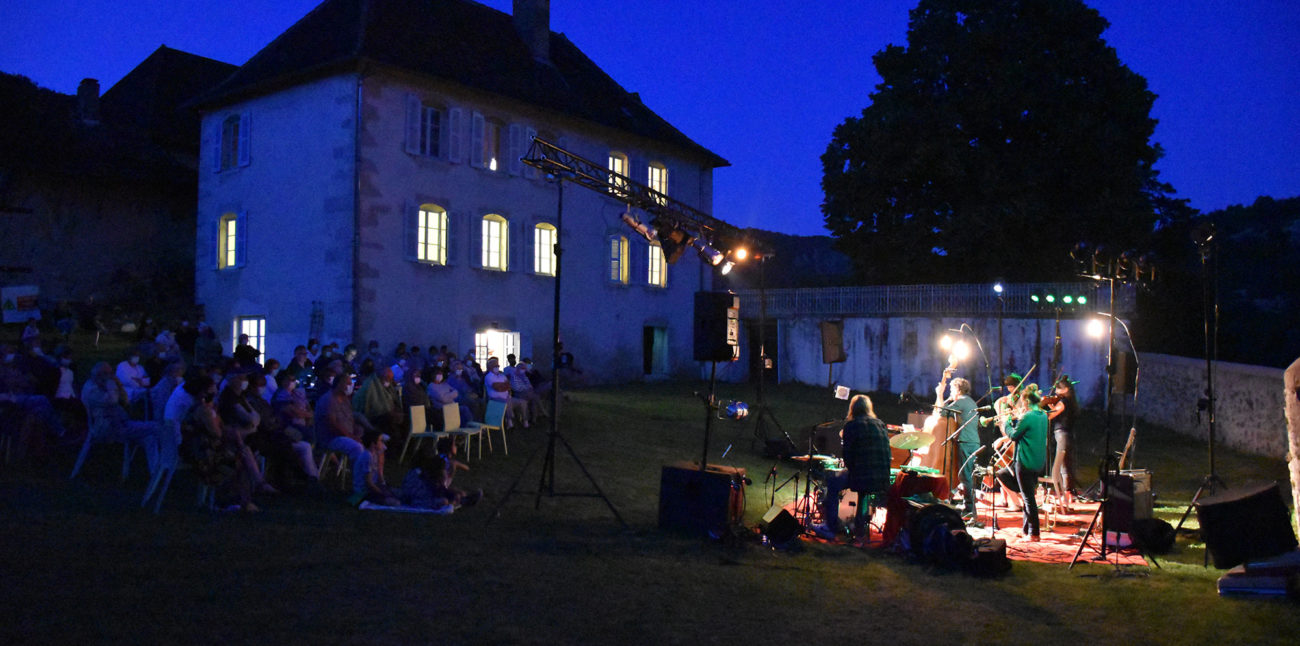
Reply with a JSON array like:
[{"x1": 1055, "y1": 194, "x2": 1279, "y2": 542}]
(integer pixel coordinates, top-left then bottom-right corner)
[
  {"x1": 1078, "y1": 295, "x2": 1088, "y2": 305},
  {"x1": 1063, "y1": 295, "x2": 1074, "y2": 304},
  {"x1": 719, "y1": 260, "x2": 734, "y2": 275},
  {"x1": 724, "y1": 401, "x2": 749, "y2": 420},
  {"x1": 619, "y1": 210, "x2": 656, "y2": 242},
  {"x1": 1087, "y1": 318, "x2": 1106, "y2": 339},
  {"x1": 951, "y1": 339, "x2": 972, "y2": 362},
  {"x1": 939, "y1": 334, "x2": 954, "y2": 351},
  {"x1": 1030, "y1": 294, "x2": 1040, "y2": 303},
  {"x1": 1045, "y1": 294, "x2": 1056, "y2": 304},
  {"x1": 993, "y1": 283, "x2": 1003, "y2": 294},
  {"x1": 692, "y1": 238, "x2": 725, "y2": 266},
  {"x1": 655, "y1": 225, "x2": 693, "y2": 264},
  {"x1": 734, "y1": 247, "x2": 749, "y2": 262}
]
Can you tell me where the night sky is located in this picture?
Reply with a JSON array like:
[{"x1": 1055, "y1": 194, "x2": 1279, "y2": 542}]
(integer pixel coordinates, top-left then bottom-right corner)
[{"x1": 2, "y1": 0, "x2": 1296, "y2": 236}]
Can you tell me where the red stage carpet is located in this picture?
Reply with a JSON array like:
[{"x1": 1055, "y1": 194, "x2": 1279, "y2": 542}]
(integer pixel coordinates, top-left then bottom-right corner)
[{"x1": 788, "y1": 493, "x2": 1149, "y2": 567}]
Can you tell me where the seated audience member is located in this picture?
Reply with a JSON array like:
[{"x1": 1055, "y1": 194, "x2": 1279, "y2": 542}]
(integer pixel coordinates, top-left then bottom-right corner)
[
  {"x1": 400, "y1": 449, "x2": 453, "y2": 511},
  {"x1": 446, "y1": 360, "x2": 483, "y2": 420},
  {"x1": 505, "y1": 358, "x2": 541, "y2": 428},
  {"x1": 364, "y1": 340, "x2": 385, "y2": 370},
  {"x1": 517, "y1": 358, "x2": 550, "y2": 416},
  {"x1": 175, "y1": 320, "x2": 198, "y2": 358},
  {"x1": 391, "y1": 358, "x2": 408, "y2": 384},
  {"x1": 261, "y1": 359, "x2": 281, "y2": 402},
  {"x1": 233, "y1": 334, "x2": 261, "y2": 369},
  {"x1": 282, "y1": 345, "x2": 313, "y2": 379},
  {"x1": 315, "y1": 375, "x2": 368, "y2": 479},
  {"x1": 81, "y1": 361, "x2": 161, "y2": 473},
  {"x1": 193, "y1": 323, "x2": 224, "y2": 369},
  {"x1": 403, "y1": 368, "x2": 430, "y2": 417},
  {"x1": 503, "y1": 353, "x2": 518, "y2": 378},
  {"x1": 342, "y1": 344, "x2": 360, "y2": 374},
  {"x1": 150, "y1": 362, "x2": 186, "y2": 422},
  {"x1": 272, "y1": 371, "x2": 315, "y2": 446},
  {"x1": 180, "y1": 376, "x2": 256, "y2": 511},
  {"x1": 432, "y1": 436, "x2": 481, "y2": 507},
  {"x1": 461, "y1": 351, "x2": 483, "y2": 390},
  {"x1": 557, "y1": 342, "x2": 586, "y2": 389},
  {"x1": 115, "y1": 351, "x2": 151, "y2": 407},
  {"x1": 2, "y1": 343, "x2": 68, "y2": 456},
  {"x1": 51, "y1": 346, "x2": 86, "y2": 442},
  {"x1": 154, "y1": 328, "x2": 181, "y2": 362},
  {"x1": 305, "y1": 339, "x2": 322, "y2": 365},
  {"x1": 355, "y1": 367, "x2": 403, "y2": 449},
  {"x1": 215, "y1": 372, "x2": 279, "y2": 495},
  {"x1": 353, "y1": 430, "x2": 399, "y2": 506},
  {"x1": 427, "y1": 367, "x2": 473, "y2": 426},
  {"x1": 483, "y1": 358, "x2": 512, "y2": 426},
  {"x1": 407, "y1": 346, "x2": 427, "y2": 376},
  {"x1": 245, "y1": 372, "x2": 319, "y2": 490}
]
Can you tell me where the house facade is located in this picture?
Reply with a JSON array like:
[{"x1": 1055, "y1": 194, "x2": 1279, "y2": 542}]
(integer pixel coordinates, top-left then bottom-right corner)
[{"x1": 194, "y1": 0, "x2": 727, "y2": 381}]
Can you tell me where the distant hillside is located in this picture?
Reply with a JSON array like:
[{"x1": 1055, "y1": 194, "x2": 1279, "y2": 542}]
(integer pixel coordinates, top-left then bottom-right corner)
[{"x1": 716, "y1": 229, "x2": 854, "y2": 290}]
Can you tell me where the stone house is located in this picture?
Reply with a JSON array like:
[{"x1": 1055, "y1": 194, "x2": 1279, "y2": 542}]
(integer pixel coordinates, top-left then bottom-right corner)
[{"x1": 193, "y1": 0, "x2": 727, "y2": 381}]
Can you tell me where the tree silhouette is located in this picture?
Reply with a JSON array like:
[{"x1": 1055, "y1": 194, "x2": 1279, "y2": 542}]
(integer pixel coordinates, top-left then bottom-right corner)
[{"x1": 822, "y1": 0, "x2": 1176, "y2": 284}]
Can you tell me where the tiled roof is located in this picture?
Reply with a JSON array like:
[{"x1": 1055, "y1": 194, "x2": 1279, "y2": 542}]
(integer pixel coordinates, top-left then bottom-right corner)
[
  {"x1": 101, "y1": 45, "x2": 238, "y2": 154},
  {"x1": 196, "y1": 0, "x2": 727, "y2": 166}
]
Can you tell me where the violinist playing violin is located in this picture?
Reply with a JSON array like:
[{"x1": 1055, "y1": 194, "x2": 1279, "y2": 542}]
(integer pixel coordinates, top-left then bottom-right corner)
[
  {"x1": 938, "y1": 377, "x2": 980, "y2": 524},
  {"x1": 994, "y1": 387, "x2": 1048, "y2": 541},
  {"x1": 1043, "y1": 376, "x2": 1080, "y2": 512}
]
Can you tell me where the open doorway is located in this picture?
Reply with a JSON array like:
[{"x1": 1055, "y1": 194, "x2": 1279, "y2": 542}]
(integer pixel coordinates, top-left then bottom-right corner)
[
  {"x1": 642, "y1": 326, "x2": 668, "y2": 378},
  {"x1": 475, "y1": 328, "x2": 520, "y2": 365}
]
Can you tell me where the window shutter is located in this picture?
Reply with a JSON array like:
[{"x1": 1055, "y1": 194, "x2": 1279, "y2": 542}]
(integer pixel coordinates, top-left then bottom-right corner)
[
  {"x1": 404, "y1": 94, "x2": 421, "y2": 155},
  {"x1": 212, "y1": 218, "x2": 222, "y2": 269},
  {"x1": 209, "y1": 122, "x2": 222, "y2": 173},
  {"x1": 508, "y1": 124, "x2": 524, "y2": 176},
  {"x1": 470, "y1": 112, "x2": 485, "y2": 168},
  {"x1": 438, "y1": 108, "x2": 450, "y2": 159},
  {"x1": 524, "y1": 127, "x2": 538, "y2": 179},
  {"x1": 448, "y1": 108, "x2": 463, "y2": 163},
  {"x1": 469, "y1": 214, "x2": 483, "y2": 268},
  {"x1": 403, "y1": 201, "x2": 418, "y2": 261},
  {"x1": 237, "y1": 113, "x2": 251, "y2": 168},
  {"x1": 235, "y1": 210, "x2": 249, "y2": 267},
  {"x1": 445, "y1": 211, "x2": 458, "y2": 266}
]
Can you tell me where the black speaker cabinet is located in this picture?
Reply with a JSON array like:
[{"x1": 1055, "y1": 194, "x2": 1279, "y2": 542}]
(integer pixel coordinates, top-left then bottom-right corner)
[
  {"x1": 1111, "y1": 351, "x2": 1137, "y2": 394},
  {"x1": 1195, "y1": 481, "x2": 1298, "y2": 569},
  {"x1": 1103, "y1": 469, "x2": 1153, "y2": 534},
  {"x1": 761, "y1": 506, "x2": 802, "y2": 544},
  {"x1": 820, "y1": 320, "x2": 847, "y2": 364},
  {"x1": 693, "y1": 292, "x2": 739, "y2": 362},
  {"x1": 658, "y1": 462, "x2": 746, "y2": 535},
  {"x1": 804, "y1": 421, "x2": 844, "y2": 457}
]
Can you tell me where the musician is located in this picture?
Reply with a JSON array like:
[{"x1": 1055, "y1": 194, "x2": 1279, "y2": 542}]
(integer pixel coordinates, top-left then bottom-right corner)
[
  {"x1": 1046, "y1": 377, "x2": 1080, "y2": 511},
  {"x1": 938, "y1": 377, "x2": 980, "y2": 522},
  {"x1": 813, "y1": 394, "x2": 891, "y2": 542},
  {"x1": 995, "y1": 388, "x2": 1049, "y2": 541}
]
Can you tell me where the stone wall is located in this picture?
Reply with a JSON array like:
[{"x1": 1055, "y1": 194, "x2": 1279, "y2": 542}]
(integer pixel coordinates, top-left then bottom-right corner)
[{"x1": 1136, "y1": 353, "x2": 1289, "y2": 458}]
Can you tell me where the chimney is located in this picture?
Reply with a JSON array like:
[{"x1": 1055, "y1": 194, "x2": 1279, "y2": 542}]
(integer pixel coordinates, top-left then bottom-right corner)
[
  {"x1": 77, "y1": 78, "x2": 100, "y2": 125},
  {"x1": 513, "y1": 0, "x2": 550, "y2": 62}
]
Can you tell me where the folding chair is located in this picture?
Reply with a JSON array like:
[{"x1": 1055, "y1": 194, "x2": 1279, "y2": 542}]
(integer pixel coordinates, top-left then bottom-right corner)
[
  {"x1": 399, "y1": 405, "x2": 449, "y2": 463},
  {"x1": 441, "y1": 403, "x2": 485, "y2": 461},
  {"x1": 316, "y1": 450, "x2": 351, "y2": 490},
  {"x1": 70, "y1": 403, "x2": 144, "y2": 482},
  {"x1": 141, "y1": 420, "x2": 215, "y2": 513},
  {"x1": 469, "y1": 399, "x2": 508, "y2": 456}
]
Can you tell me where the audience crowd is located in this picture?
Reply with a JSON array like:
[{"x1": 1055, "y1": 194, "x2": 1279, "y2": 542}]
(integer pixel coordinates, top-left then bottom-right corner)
[{"x1": 0, "y1": 319, "x2": 575, "y2": 512}]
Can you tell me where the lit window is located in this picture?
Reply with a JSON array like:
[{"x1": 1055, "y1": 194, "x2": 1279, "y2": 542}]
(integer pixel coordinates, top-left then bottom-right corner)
[
  {"x1": 608, "y1": 152, "x2": 629, "y2": 194},
  {"x1": 417, "y1": 205, "x2": 448, "y2": 264},
  {"x1": 610, "y1": 235, "x2": 628, "y2": 284},
  {"x1": 217, "y1": 212, "x2": 244, "y2": 270},
  {"x1": 481, "y1": 214, "x2": 508, "y2": 270},
  {"x1": 475, "y1": 329, "x2": 520, "y2": 365},
  {"x1": 419, "y1": 105, "x2": 441, "y2": 157},
  {"x1": 647, "y1": 243, "x2": 667, "y2": 287},
  {"x1": 648, "y1": 162, "x2": 668, "y2": 204},
  {"x1": 233, "y1": 317, "x2": 265, "y2": 355},
  {"x1": 534, "y1": 223, "x2": 557, "y2": 276}
]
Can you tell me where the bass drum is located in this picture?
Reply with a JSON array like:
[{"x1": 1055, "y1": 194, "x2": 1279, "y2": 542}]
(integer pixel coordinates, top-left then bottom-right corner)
[{"x1": 906, "y1": 503, "x2": 966, "y2": 559}]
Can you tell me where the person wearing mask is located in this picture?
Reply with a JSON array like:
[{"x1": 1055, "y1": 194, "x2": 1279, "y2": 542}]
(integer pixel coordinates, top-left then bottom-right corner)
[
  {"x1": 179, "y1": 376, "x2": 256, "y2": 511},
  {"x1": 80, "y1": 361, "x2": 161, "y2": 474},
  {"x1": 115, "y1": 352, "x2": 151, "y2": 407},
  {"x1": 445, "y1": 360, "x2": 483, "y2": 421},
  {"x1": 428, "y1": 367, "x2": 473, "y2": 427}
]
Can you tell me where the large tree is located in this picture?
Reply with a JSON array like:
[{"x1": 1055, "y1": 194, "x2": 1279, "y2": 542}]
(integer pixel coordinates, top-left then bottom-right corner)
[{"x1": 822, "y1": 0, "x2": 1175, "y2": 283}]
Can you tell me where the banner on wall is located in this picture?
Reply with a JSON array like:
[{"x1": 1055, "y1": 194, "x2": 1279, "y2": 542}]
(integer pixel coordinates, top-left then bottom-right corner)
[{"x1": 2, "y1": 285, "x2": 41, "y2": 324}]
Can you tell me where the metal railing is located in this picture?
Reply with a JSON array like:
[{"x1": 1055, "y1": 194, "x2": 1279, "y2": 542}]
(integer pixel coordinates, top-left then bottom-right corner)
[{"x1": 735, "y1": 282, "x2": 1130, "y2": 319}]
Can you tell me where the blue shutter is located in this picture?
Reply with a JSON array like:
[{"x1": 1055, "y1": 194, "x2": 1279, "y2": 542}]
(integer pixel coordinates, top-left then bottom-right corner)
[
  {"x1": 237, "y1": 112, "x2": 251, "y2": 168},
  {"x1": 212, "y1": 218, "x2": 222, "y2": 269},
  {"x1": 508, "y1": 124, "x2": 524, "y2": 176},
  {"x1": 448, "y1": 108, "x2": 463, "y2": 163},
  {"x1": 209, "y1": 121, "x2": 222, "y2": 173},
  {"x1": 511, "y1": 218, "x2": 525, "y2": 273},
  {"x1": 470, "y1": 112, "x2": 485, "y2": 168},
  {"x1": 404, "y1": 94, "x2": 421, "y2": 155},
  {"x1": 235, "y1": 211, "x2": 249, "y2": 267},
  {"x1": 469, "y1": 214, "x2": 482, "y2": 268},
  {"x1": 404, "y1": 201, "x2": 418, "y2": 261},
  {"x1": 445, "y1": 210, "x2": 458, "y2": 266},
  {"x1": 524, "y1": 127, "x2": 538, "y2": 179}
]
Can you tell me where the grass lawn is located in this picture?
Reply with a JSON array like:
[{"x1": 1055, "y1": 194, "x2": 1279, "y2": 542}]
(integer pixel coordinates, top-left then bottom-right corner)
[{"x1": 2, "y1": 377, "x2": 1297, "y2": 645}]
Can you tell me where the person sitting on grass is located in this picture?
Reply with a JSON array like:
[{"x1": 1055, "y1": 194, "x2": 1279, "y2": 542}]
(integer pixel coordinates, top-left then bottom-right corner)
[
  {"x1": 353, "y1": 430, "x2": 400, "y2": 506},
  {"x1": 432, "y1": 436, "x2": 481, "y2": 507},
  {"x1": 399, "y1": 448, "x2": 454, "y2": 512}
]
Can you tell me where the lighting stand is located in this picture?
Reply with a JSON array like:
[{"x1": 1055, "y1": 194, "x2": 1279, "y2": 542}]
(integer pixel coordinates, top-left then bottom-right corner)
[
  {"x1": 490, "y1": 179, "x2": 626, "y2": 527},
  {"x1": 1174, "y1": 228, "x2": 1227, "y2": 564},
  {"x1": 748, "y1": 254, "x2": 793, "y2": 454}
]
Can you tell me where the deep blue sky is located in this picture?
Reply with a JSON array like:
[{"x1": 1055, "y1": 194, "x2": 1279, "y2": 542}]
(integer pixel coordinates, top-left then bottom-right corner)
[{"x1": 2, "y1": 0, "x2": 1296, "y2": 236}]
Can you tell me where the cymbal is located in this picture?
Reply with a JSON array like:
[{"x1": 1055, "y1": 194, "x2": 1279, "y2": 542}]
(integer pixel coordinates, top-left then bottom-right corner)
[
  {"x1": 790, "y1": 454, "x2": 836, "y2": 463},
  {"x1": 889, "y1": 431, "x2": 934, "y2": 450}
]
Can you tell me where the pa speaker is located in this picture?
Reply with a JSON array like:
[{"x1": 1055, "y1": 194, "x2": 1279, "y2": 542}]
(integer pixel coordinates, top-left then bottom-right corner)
[
  {"x1": 658, "y1": 462, "x2": 746, "y2": 535},
  {"x1": 819, "y1": 320, "x2": 846, "y2": 364},
  {"x1": 1103, "y1": 469, "x2": 1153, "y2": 534},
  {"x1": 1112, "y1": 351, "x2": 1137, "y2": 394},
  {"x1": 1195, "y1": 481, "x2": 1298, "y2": 569},
  {"x1": 761, "y1": 506, "x2": 802, "y2": 545},
  {"x1": 694, "y1": 291, "x2": 739, "y2": 362}
]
